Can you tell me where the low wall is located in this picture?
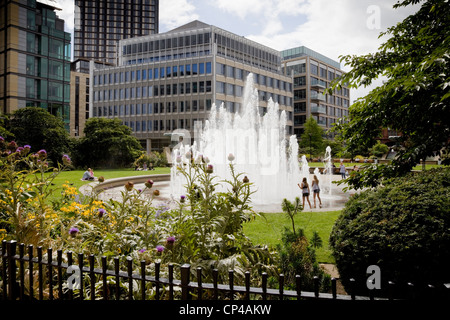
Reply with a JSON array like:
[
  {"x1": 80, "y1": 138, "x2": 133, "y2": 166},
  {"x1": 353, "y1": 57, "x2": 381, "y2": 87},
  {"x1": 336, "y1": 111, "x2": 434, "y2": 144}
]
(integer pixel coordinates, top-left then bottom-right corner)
[{"x1": 79, "y1": 174, "x2": 171, "y2": 195}]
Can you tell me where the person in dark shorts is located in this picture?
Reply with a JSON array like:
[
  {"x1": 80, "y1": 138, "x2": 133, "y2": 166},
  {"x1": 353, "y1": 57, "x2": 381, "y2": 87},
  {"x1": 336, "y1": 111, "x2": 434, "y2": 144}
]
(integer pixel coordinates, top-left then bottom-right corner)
[
  {"x1": 312, "y1": 175, "x2": 322, "y2": 208},
  {"x1": 298, "y1": 177, "x2": 312, "y2": 209}
]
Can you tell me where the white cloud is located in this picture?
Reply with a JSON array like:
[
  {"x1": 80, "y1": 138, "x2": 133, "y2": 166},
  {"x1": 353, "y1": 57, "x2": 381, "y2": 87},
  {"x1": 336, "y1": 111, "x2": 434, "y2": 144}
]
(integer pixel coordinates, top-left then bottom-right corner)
[
  {"x1": 159, "y1": 0, "x2": 200, "y2": 32},
  {"x1": 242, "y1": 0, "x2": 420, "y2": 102},
  {"x1": 57, "y1": 0, "x2": 75, "y2": 33}
]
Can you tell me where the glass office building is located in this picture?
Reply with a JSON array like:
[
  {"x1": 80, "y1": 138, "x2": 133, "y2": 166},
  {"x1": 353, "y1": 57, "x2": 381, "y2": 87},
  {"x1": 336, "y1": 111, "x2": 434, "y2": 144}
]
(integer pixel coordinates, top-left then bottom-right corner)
[
  {"x1": 92, "y1": 21, "x2": 293, "y2": 152},
  {"x1": 281, "y1": 46, "x2": 350, "y2": 137},
  {"x1": 74, "y1": 0, "x2": 159, "y2": 65},
  {"x1": 0, "y1": 0, "x2": 71, "y2": 128}
]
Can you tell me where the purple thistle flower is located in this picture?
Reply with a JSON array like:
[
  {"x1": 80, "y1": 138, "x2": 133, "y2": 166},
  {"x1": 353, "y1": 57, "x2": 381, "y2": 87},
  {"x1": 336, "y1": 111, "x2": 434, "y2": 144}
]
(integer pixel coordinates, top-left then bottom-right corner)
[
  {"x1": 98, "y1": 208, "x2": 106, "y2": 217},
  {"x1": 156, "y1": 245, "x2": 164, "y2": 253},
  {"x1": 167, "y1": 236, "x2": 175, "y2": 244},
  {"x1": 62, "y1": 154, "x2": 71, "y2": 165},
  {"x1": 69, "y1": 227, "x2": 79, "y2": 237},
  {"x1": 139, "y1": 249, "x2": 146, "y2": 253}
]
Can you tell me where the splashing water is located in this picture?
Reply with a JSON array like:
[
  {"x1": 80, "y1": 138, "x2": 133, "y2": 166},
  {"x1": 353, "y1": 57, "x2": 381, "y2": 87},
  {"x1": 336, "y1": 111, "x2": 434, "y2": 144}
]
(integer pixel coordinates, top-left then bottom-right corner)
[
  {"x1": 170, "y1": 73, "x2": 302, "y2": 205},
  {"x1": 323, "y1": 146, "x2": 333, "y2": 195}
]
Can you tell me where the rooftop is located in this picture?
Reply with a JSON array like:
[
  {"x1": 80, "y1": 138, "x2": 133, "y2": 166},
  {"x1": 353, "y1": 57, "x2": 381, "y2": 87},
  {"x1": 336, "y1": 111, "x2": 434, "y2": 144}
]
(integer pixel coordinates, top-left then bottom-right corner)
[{"x1": 281, "y1": 46, "x2": 341, "y2": 69}]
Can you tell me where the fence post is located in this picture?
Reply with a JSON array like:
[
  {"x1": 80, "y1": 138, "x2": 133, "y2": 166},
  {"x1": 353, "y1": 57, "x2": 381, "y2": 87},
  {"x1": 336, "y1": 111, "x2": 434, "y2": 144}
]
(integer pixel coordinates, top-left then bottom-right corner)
[
  {"x1": 279, "y1": 274, "x2": 285, "y2": 300},
  {"x1": 331, "y1": 278, "x2": 337, "y2": 299},
  {"x1": 19, "y1": 243, "x2": 25, "y2": 300},
  {"x1": 7, "y1": 240, "x2": 17, "y2": 300},
  {"x1": 101, "y1": 256, "x2": 108, "y2": 300},
  {"x1": 2, "y1": 240, "x2": 7, "y2": 300},
  {"x1": 313, "y1": 276, "x2": 319, "y2": 298},
  {"x1": 349, "y1": 278, "x2": 356, "y2": 300},
  {"x1": 181, "y1": 264, "x2": 191, "y2": 300}
]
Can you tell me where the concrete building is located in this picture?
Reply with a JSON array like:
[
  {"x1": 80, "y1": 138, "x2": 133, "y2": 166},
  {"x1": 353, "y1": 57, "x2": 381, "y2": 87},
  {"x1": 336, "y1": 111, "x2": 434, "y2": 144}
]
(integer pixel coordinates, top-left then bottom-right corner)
[
  {"x1": 91, "y1": 21, "x2": 293, "y2": 152},
  {"x1": 0, "y1": 0, "x2": 71, "y2": 129},
  {"x1": 281, "y1": 46, "x2": 350, "y2": 138},
  {"x1": 74, "y1": 0, "x2": 159, "y2": 65}
]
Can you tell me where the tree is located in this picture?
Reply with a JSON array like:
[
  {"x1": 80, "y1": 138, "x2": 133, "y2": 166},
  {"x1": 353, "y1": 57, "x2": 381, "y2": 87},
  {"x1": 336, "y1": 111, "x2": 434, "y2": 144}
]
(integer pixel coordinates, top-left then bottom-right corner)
[
  {"x1": 299, "y1": 117, "x2": 324, "y2": 157},
  {"x1": 74, "y1": 118, "x2": 142, "y2": 168},
  {"x1": 329, "y1": 0, "x2": 450, "y2": 189},
  {"x1": 8, "y1": 107, "x2": 71, "y2": 165},
  {"x1": 368, "y1": 140, "x2": 389, "y2": 158}
]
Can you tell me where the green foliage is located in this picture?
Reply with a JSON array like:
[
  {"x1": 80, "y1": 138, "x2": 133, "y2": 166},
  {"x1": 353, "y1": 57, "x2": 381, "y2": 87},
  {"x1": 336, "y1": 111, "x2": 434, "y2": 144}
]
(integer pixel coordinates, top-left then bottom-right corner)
[
  {"x1": 171, "y1": 157, "x2": 276, "y2": 283},
  {"x1": 329, "y1": 0, "x2": 450, "y2": 188},
  {"x1": 7, "y1": 107, "x2": 71, "y2": 166},
  {"x1": 0, "y1": 138, "x2": 72, "y2": 247},
  {"x1": 329, "y1": 167, "x2": 450, "y2": 298},
  {"x1": 368, "y1": 141, "x2": 389, "y2": 158},
  {"x1": 278, "y1": 198, "x2": 330, "y2": 291},
  {"x1": 134, "y1": 151, "x2": 168, "y2": 168},
  {"x1": 0, "y1": 137, "x2": 277, "y2": 298},
  {"x1": 276, "y1": 227, "x2": 330, "y2": 292},
  {"x1": 74, "y1": 118, "x2": 142, "y2": 168},
  {"x1": 299, "y1": 117, "x2": 325, "y2": 157}
]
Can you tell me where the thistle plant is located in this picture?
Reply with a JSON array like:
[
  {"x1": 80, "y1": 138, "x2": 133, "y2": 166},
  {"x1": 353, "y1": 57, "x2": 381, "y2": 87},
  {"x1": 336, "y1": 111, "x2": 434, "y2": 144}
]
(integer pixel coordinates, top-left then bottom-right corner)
[{"x1": 0, "y1": 137, "x2": 71, "y2": 246}]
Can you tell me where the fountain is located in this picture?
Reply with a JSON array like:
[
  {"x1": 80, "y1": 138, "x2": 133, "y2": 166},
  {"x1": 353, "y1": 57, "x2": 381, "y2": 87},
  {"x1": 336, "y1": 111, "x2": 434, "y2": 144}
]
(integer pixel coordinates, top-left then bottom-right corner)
[
  {"x1": 170, "y1": 73, "x2": 302, "y2": 205},
  {"x1": 322, "y1": 146, "x2": 333, "y2": 195}
]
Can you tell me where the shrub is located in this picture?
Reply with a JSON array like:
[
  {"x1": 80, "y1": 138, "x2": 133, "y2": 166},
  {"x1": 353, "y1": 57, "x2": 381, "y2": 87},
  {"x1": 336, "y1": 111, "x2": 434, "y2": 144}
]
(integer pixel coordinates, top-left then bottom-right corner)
[
  {"x1": 329, "y1": 168, "x2": 450, "y2": 298},
  {"x1": 276, "y1": 198, "x2": 331, "y2": 292}
]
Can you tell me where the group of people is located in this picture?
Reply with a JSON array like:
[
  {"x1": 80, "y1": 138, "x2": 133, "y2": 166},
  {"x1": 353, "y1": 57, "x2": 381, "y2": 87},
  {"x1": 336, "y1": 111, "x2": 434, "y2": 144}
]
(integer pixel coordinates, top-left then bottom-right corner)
[
  {"x1": 298, "y1": 162, "x2": 348, "y2": 210},
  {"x1": 81, "y1": 168, "x2": 96, "y2": 181},
  {"x1": 298, "y1": 175, "x2": 322, "y2": 209}
]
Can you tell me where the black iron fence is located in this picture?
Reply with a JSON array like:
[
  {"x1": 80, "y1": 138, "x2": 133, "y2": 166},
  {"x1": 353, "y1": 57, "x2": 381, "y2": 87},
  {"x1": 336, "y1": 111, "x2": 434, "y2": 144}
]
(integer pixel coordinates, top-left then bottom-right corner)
[{"x1": 1, "y1": 240, "x2": 448, "y2": 301}]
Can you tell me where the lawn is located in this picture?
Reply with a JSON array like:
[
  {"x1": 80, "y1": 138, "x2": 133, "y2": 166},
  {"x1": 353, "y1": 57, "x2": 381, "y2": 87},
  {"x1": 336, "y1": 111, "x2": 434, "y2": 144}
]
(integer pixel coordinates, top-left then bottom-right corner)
[
  {"x1": 243, "y1": 210, "x2": 341, "y2": 264},
  {"x1": 46, "y1": 167, "x2": 171, "y2": 202}
]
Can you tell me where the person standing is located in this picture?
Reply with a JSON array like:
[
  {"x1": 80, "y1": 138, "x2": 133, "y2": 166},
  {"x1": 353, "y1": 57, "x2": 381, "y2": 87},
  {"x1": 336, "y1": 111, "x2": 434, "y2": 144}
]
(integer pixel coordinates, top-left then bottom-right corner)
[
  {"x1": 298, "y1": 177, "x2": 312, "y2": 209},
  {"x1": 312, "y1": 175, "x2": 322, "y2": 208},
  {"x1": 340, "y1": 162, "x2": 346, "y2": 179}
]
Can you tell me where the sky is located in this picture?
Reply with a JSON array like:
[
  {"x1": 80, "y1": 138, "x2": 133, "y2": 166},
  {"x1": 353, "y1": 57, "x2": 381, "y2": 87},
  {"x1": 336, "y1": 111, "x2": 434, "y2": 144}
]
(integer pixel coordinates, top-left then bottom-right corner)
[{"x1": 56, "y1": 0, "x2": 421, "y2": 102}]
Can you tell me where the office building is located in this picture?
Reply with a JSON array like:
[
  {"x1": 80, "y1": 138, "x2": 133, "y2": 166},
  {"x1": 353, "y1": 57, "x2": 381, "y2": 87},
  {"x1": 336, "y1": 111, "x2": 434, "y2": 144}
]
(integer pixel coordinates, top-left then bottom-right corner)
[
  {"x1": 74, "y1": 0, "x2": 159, "y2": 65},
  {"x1": 91, "y1": 20, "x2": 293, "y2": 152},
  {"x1": 281, "y1": 46, "x2": 350, "y2": 137},
  {"x1": 0, "y1": 0, "x2": 71, "y2": 128}
]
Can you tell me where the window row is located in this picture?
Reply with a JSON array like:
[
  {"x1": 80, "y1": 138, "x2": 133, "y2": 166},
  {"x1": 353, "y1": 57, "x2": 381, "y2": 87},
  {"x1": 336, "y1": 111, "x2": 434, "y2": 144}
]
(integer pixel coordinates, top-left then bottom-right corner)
[
  {"x1": 94, "y1": 99, "x2": 213, "y2": 117},
  {"x1": 122, "y1": 33, "x2": 212, "y2": 56},
  {"x1": 125, "y1": 50, "x2": 211, "y2": 65},
  {"x1": 94, "y1": 62, "x2": 212, "y2": 85},
  {"x1": 94, "y1": 81, "x2": 212, "y2": 102},
  {"x1": 123, "y1": 118, "x2": 203, "y2": 133},
  {"x1": 216, "y1": 63, "x2": 292, "y2": 92}
]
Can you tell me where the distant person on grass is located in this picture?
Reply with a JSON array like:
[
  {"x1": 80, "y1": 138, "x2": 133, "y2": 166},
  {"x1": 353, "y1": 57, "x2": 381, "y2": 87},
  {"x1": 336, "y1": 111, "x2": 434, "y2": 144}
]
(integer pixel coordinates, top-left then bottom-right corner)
[{"x1": 82, "y1": 168, "x2": 95, "y2": 181}]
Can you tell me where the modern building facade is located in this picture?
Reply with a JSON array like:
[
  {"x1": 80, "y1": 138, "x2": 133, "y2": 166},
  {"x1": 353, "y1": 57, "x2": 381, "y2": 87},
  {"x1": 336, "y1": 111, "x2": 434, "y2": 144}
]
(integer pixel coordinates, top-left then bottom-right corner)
[
  {"x1": 281, "y1": 46, "x2": 350, "y2": 138},
  {"x1": 91, "y1": 21, "x2": 293, "y2": 152},
  {"x1": 69, "y1": 58, "x2": 114, "y2": 137},
  {"x1": 0, "y1": 0, "x2": 71, "y2": 128},
  {"x1": 74, "y1": 0, "x2": 159, "y2": 65}
]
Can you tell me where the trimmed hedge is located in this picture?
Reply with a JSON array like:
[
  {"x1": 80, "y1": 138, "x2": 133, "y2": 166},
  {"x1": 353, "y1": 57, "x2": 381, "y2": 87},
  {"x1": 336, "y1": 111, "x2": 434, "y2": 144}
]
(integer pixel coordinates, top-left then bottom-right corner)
[{"x1": 329, "y1": 168, "x2": 450, "y2": 297}]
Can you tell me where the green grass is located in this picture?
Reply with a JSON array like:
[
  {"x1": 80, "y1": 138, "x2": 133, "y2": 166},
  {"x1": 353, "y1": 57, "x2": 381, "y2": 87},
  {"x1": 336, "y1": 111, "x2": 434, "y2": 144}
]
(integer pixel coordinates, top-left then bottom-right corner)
[
  {"x1": 243, "y1": 210, "x2": 341, "y2": 264},
  {"x1": 46, "y1": 167, "x2": 171, "y2": 202}
]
